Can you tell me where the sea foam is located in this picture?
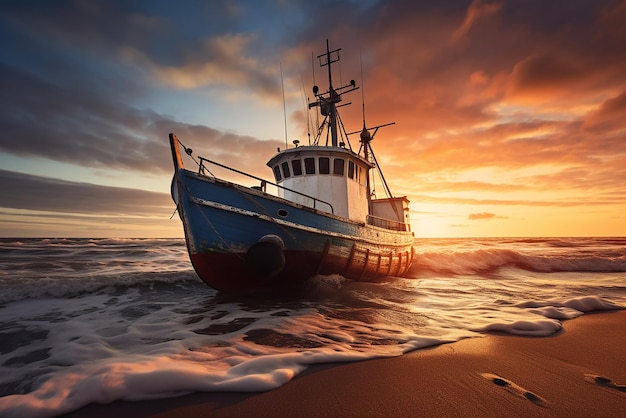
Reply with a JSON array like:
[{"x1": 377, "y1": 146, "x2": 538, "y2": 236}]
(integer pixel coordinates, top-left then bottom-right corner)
[{"x1": 0, "y1": 237, "x2": 624, "y2": 417}]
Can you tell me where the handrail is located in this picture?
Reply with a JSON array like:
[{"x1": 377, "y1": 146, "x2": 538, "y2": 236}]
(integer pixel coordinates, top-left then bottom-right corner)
[
  {"x1": 366, "y1": 214, "x2": 409, "y2": 232},
  {"x1": 197, "y1": 156, "x2": 334, "y2": 214}
]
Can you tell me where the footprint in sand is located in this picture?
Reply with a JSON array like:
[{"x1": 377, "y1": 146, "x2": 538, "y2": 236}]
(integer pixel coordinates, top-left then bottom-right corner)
[
  {"x1": 584, "y1": 374, "x2": 626, "y2": 393},
  {"x1": 481, "y1": 373, "x2": 548, "y2": 407}
]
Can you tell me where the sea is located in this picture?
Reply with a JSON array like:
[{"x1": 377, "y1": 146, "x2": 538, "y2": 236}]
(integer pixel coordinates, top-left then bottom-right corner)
[{"x1": 0, "y1": 237, "x2": 624, "y2": 417}]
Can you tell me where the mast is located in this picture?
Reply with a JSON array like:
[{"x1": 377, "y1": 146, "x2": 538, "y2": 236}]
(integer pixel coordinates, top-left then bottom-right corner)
[
  {"x1": 309, "y1": 39, "x2": 358, "y2": 147},
  {"x1": 305, "y1": 40, "x2": 401, "y2": 220},
  {"x1": 325, "y1": 39, "x2": 334, "y2": 93},
  {"x1": 361, "y1": 122, "x2": 373, "y2": 213},
  {"x1": 325, "y1": 40, "x2": 338, "y2": 147}
]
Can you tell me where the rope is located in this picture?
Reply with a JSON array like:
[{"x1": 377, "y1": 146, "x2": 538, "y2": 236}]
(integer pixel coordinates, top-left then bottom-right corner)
[{"x1": 177, "y1": 137, "x2": 215, "y2": 177}]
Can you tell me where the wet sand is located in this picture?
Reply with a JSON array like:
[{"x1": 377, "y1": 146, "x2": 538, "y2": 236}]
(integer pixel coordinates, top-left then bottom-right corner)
[{"x1": 66, "y1": 310, "x2": 626, "y2": 418}]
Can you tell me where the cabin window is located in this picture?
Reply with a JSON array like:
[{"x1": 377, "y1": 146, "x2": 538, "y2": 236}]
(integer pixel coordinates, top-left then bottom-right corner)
[
  {"x1": 333, "y1": 158, "x2": 345, "y2": 176},
  {"x1": 348, "y1": 161, "x2": 355, "y2": 179},
  {"x1": 319, "y1": 157, "x2": 330, "y2": 174},
  {"x1": 281, "y1": 161, "x2": 291, "y2": 178},
  {"x1": 292, "y1": 159, "x2": 303, "y2": 176},
  {"x1": 358, "y1": 166, "x2": 365, "y2": 185},
  {"x1": 304, "y1": 157, "x2": 316, "y2": 174},
  {"x1": 273, "y1": 165, "x2": 282, "y2": 182}
]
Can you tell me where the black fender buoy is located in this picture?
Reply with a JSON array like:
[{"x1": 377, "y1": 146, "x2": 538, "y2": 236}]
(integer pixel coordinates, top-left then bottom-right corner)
[{"x1": 246, "y1": 235, "x2": 285, "y2": 278}]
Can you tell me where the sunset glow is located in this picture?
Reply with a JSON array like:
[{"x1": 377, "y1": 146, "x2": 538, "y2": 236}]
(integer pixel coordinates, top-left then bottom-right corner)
[{"x1": 0, "y1": 1, "x2": 624, "y2": 238}]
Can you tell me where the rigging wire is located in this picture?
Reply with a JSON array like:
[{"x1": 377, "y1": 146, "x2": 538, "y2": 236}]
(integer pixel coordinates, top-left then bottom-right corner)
[
  {"x1": 177, "y1": 138, "x2": 214, "y2": 177},
  {"x1": 336, "y1": 112, "x2": 353, "y2": 150},
  {"x1": 301, "y1": 76, "x2": 311, "y2": 145}
]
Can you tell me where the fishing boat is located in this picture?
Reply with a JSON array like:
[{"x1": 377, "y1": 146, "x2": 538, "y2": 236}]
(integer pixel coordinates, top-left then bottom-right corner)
[{"x1": 169, "y1": 40, "x2": 414, "y2": 292}]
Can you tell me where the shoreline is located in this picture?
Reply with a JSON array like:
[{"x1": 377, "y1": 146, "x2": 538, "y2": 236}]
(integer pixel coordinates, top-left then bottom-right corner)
[{"x1": 66, "y1": 310, "x2": 625, "y2": 417}]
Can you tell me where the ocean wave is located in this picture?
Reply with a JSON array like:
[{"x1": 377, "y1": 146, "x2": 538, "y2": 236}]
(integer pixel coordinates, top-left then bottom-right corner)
[
  {"x1": 409, "y1": 248, "x2": 626, "y2": 275},
  {"x1": 0, "y1": 271, "x2": 200, "y2": 304}
]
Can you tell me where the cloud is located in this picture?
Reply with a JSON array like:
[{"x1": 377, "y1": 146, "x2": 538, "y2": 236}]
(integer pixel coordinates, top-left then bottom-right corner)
[
  {"x1": 414, "y1": 194, "x2": 622, "y2": 208},
  {"x1": 582, "y1": 89, "x2": 626, "y2": 133},
  {"x1": 505, "y1": 53, "x2": 589, "y2": 102},
  {"x1": 0, "y1": 169, "x2": 172, "y2": 216},
  {"x1": 0, "y1": 58, "x2": 171, "y2": 172},
  {"x1": 452, "y1": 0, "x2": 502, "y2": 42},
  {"x1": 122, "y1": 33, "x2": 282, "y2": 101},
  {"x1": 0, "y1": 61, "x2": 282, "y2": 178},
  {"x1": 0, "y1": 1, "x2": 238, "y2": 64},
  {"x1": 3, "y1": 0, "x2": 624, "y2": 179},
  {"x1": 468, "y1": 212, "x2": 497, "y2": 220},
  {"x1": 0, "y1": 2, "x2": 294, "y2": 180},
  {"x1": 0, "y1": 167, "x2": 183, "y2": 233}
]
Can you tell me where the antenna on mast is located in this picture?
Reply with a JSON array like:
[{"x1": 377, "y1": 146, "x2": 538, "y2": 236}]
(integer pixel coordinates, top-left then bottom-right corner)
[
  {"x1": 308, "y1": 40, "x2": 359, "y2": 147},
  {"x1": 360, "y1": 48, "x2": 366, "y2": 127},
  {"x1": 359, "y1": 49, "x2": 372, "y2": 159},
  {"x1": 280, "y1": 62, "x2": 288, "y2": 149},
  {"x1": 311, "y1": 51, "x2": 316, "y2": 90}
]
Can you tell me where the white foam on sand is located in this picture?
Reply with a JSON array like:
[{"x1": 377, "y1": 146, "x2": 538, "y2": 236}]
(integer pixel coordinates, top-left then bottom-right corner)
[{"x1": 0, "y1": 288, "x2": 623, "y2": 418}]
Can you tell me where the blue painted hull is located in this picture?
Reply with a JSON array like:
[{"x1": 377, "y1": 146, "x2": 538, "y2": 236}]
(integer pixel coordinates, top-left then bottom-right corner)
[{"x1": 172, "y1": 169, "x2": 415, "y2": 292}]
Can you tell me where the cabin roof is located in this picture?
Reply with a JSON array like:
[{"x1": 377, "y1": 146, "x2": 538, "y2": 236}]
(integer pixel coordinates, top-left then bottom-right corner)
[
  {"x1": 266, "y1": 145, "x2": 374, "y2": 168},
  {"x1": 372, "y1": 196, "x2": 410, "y2": 203}
]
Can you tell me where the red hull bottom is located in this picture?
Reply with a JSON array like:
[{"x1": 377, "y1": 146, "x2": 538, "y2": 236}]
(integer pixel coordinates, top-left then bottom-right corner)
[{"x1": 190, "y1": 247, "x2": 414, "y2": 293}]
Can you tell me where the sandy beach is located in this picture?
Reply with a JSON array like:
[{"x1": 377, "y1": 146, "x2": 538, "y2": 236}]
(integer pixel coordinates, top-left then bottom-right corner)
[{"x1": 65, "y1": 310, "x2": 625, "y2": 418}]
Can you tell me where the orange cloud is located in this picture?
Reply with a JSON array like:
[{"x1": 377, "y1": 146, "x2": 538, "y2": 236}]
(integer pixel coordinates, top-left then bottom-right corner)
[
  {"x1": 505, "y1": 54, "x2": 588, "y2": 103},
  {"x1": 582, "y1": 89, "x2": 626, "y2": 133},
  {"x1": 452, "y1": 0, "x2": 502, "y2": 42},
  {"x1": 468, "y1": 212, "x2": 497, "y2": 220}
]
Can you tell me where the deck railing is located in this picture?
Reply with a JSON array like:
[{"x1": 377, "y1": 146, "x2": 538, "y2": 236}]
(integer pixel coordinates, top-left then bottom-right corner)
[
  {"x1": 197, "y1": 156, "x2": 334, "y2": 214},
  {"x1": 367, "y1": 214, "x2": 410, "y2": 232}
]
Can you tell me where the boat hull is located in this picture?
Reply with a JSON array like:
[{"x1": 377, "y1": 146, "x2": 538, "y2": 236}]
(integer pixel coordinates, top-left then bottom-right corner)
[{"x1": 173, "y1": 168, "x2": 414, "y2": 292}]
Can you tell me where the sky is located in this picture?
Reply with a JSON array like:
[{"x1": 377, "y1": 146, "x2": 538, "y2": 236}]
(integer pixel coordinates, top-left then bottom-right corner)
[{"x1": 1, "y1": 0, "x2": 625, "y2": 238}]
